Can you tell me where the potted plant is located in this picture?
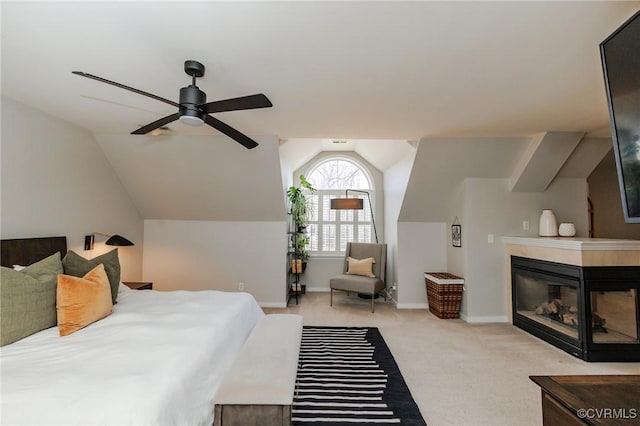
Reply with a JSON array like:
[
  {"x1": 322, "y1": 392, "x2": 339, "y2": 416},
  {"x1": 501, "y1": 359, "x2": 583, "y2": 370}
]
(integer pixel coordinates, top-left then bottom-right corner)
[
  {"x1": 287, "y1": 175, "x2": 316, "y2": 232},
  {"x1": 294, "y1": 234, "x2": 310, "y2": 273}
]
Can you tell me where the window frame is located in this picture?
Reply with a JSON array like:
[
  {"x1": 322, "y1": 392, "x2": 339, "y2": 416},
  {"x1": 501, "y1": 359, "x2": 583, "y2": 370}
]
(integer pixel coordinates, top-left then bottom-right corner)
[{"x1": 302, "y1": 156, "x2": 376, "y2": 257}]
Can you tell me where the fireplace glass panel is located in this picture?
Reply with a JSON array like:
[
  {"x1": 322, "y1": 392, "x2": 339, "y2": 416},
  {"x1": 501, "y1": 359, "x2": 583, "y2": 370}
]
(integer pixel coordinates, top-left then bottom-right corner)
[
  {"x1": 590, "y1": 290, "x2": 638, "y2": 344},
  {"x1": 515, "y1": 274, "x2": 579, "y2": 340}
]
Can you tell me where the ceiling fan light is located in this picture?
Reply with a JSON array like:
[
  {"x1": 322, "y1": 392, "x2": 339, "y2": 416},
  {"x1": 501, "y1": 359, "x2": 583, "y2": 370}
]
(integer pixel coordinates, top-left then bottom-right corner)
[{"x1": 179, "y1": 114, "x2": 205, "y2": 126}]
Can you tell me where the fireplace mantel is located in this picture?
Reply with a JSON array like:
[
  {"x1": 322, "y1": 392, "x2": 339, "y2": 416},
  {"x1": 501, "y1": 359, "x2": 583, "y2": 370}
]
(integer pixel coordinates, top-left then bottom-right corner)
[
  {"x1": 502, "y1": 236, "x2": 640, "y2": 267},
  {"x1": 502, "y1": 236, "x2": 640, "y2": 251}
]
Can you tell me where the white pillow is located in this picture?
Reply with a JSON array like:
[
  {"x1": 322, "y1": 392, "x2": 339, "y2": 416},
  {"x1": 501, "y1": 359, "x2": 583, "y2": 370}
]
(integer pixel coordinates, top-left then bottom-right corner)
[{"x1": 117, "y1": 282, "x2": 133, "y2": 299}]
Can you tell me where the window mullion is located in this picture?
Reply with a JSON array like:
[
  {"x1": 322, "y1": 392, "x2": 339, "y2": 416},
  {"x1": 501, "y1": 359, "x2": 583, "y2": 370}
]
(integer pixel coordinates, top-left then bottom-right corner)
[{"x1": 333, "y1": 190, "x2": 340, "y2": 255}]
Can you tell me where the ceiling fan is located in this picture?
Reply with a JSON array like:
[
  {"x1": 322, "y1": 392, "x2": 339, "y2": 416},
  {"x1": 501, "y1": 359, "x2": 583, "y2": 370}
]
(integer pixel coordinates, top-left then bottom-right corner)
[{"x1": 72, "y1": 60, "x2": 272, "y2": 149}]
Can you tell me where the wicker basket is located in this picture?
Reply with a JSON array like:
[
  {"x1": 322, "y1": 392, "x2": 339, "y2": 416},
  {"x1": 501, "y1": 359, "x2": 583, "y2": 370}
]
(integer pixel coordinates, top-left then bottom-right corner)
[{"x1": 424, "y1": 272, "x2": 464, "y2": 319}]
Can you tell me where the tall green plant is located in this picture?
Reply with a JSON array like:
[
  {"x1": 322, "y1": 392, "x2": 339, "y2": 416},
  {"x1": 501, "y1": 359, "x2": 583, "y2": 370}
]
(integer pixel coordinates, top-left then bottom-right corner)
[{"x1": 287, "y1": 175, "x2": 316, "y2": 227}]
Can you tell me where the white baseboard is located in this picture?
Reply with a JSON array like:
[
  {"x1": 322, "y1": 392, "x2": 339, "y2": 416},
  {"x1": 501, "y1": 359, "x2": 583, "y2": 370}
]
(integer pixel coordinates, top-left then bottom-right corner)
[
  {"x1": 396, "y1": 303, "x2": 428, "y2": 309},
  {"x1": 460, "y1": 313, "x2": 508, "y2": 323},
  {"x1": 306, "y1": 287, "x2": 330, "y2": 292},
  {"x1": 259, "y1": 302, "x2": 287, "y2": 308}
]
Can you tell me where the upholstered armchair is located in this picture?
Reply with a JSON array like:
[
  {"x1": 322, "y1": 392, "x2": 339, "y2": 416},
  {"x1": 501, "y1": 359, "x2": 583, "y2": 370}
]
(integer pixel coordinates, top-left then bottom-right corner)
[{"x1": 329, "y1": 242, "x2": 387, "y2": 313}]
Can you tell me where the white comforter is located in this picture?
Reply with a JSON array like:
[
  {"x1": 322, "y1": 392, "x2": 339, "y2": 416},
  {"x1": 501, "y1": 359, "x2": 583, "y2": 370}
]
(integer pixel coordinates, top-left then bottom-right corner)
[{"x1": 1, "y1": 288, "x2": 264, "y2": 425}]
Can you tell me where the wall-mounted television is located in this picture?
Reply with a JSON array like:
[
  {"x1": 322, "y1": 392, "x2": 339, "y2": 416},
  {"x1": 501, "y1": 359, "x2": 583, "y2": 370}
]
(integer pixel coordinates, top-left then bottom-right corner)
[{"x1": 600, "y1": 10, "x2": 640, "y2": 223}]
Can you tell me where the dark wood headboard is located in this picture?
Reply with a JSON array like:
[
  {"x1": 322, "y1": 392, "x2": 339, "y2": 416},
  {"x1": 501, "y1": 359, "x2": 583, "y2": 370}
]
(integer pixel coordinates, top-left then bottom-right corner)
[{"x1": 1, "y1": 236, "x2": 67, "y2": 267}]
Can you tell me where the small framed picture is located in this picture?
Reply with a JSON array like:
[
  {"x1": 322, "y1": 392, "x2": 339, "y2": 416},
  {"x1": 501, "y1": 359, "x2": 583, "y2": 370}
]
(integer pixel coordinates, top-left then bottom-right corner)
[{"x1": 452, "y1": 224, "x2": 462, "y2": 247}]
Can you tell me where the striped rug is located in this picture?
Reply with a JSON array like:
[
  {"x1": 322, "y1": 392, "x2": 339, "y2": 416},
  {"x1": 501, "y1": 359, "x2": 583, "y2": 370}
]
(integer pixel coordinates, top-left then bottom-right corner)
[{"x1": 293, "y1": 326, "x2": 426, "y2": 425}]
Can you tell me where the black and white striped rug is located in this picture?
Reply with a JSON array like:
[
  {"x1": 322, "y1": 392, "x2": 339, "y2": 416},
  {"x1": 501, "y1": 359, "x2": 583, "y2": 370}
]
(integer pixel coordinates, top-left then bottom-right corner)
[{"x1": 293, "y1": 326, "x2": 426, "y2": 425}]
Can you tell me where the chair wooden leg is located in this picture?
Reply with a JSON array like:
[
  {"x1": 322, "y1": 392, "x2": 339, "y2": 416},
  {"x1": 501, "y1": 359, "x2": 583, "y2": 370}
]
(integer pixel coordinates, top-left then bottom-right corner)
[
  {"x1": 371, "y1": 296, "x2": 375, "y2": 313},
  {"x1": 330, "y1": 288, "x2": 333, "y2": 307}
]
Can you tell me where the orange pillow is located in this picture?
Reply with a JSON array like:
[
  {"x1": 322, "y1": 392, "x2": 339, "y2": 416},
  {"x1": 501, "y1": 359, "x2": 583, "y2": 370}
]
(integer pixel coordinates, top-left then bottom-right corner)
[{"x1": 57, "y1": 264, "x2": 113, "y2": 336}]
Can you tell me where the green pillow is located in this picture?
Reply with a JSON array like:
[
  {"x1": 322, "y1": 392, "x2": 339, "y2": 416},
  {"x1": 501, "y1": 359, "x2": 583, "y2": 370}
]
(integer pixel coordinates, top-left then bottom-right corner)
[
  {"x1": 62, "y1": 249, "x2": 120, "y2": 304},
  {"x1": 21, "y1": 251, "x2": 64, "y2": 284},
  {"x1": 0, "y1": 252, "x2": 62, "y2": 346}
]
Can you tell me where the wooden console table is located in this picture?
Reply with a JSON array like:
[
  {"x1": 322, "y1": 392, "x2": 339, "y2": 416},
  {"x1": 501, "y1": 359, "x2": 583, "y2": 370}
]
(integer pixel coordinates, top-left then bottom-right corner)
[{"x1": 530, "y1": 375, "x2": 640, "y2": 425}]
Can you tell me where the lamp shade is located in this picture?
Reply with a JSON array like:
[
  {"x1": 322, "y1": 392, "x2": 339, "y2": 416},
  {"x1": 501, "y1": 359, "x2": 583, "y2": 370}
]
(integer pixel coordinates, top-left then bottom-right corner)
[
  {"x1": 330, "y1": 198, "x2": 364, "y2": 210},
  {"x1": 105, "y1": 234, "x2": 134, "y2": 246},
  {"x1": 84, "y1": 233, "x2": 134, "y2": 250}
]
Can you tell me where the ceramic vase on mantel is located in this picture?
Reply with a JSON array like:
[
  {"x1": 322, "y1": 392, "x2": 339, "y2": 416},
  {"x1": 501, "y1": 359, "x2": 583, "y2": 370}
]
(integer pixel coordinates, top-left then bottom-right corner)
[
  {"x1": 539, "y1": 209, "x2": 558, "y2": 237},
  {"x1": 558, "y1": 222, "x2": 577, "y2": 237}
]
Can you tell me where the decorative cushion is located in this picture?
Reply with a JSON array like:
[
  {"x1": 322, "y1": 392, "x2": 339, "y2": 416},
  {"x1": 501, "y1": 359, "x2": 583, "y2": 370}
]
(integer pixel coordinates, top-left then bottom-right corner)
[
  {"x1": 22, "y1": 252, "x2": 64, "y2": 284},
  {"x1": 346, "y1": 256, "x2": 376, "y2": 278},
  {"x1": 57, "y1": 264, "x2": 113, "y2": 336},
  {"x1": 62, "y1": 249, "x2": 120, "y2": 304},
  {"x1": 0, "y1": 252, "x2": 63, "y2": 346}
]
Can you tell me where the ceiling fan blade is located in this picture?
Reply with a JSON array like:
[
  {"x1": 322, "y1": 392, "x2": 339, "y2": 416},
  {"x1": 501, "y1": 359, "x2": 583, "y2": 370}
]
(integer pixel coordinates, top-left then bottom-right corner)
[
  {"x1": 72, "y1": 71, "x2": 180, "y2": 108},
  {"x1": 204, "y1": 115, "x2": 259, "y2": 149},
  {"x1": 201, "y1": 94, "x2": 272, "y2": 114},
  {"x1": 132, "y1": 113, "x2": 180, "y2": 135}
]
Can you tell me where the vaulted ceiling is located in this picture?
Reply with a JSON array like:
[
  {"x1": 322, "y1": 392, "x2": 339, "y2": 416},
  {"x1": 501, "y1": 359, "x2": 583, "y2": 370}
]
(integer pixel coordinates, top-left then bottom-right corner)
[
  {"x1": 3, "y1": 1, "x2": 638, "y2": 142},
  {"x1": 2, "y1": 2, "x2": 637, "y2": 223}
]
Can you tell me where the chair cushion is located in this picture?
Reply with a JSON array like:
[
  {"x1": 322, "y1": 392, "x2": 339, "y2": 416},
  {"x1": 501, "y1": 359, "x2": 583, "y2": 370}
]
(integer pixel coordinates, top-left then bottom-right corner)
[{"x1": 330, "y1": 274, "x2": 384, "y2": 294}]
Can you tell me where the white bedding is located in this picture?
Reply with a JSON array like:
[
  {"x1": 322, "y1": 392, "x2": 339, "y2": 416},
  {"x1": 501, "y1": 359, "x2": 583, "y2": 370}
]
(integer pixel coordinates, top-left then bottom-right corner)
[{"x1": 1, "y1": 287, "x2": 264, "y2": 425}]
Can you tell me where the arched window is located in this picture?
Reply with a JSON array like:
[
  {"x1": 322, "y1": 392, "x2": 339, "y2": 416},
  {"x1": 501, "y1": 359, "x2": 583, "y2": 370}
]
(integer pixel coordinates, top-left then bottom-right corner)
[{"x1": 303, "y1": 157, "x2": 375, "y2": 255}]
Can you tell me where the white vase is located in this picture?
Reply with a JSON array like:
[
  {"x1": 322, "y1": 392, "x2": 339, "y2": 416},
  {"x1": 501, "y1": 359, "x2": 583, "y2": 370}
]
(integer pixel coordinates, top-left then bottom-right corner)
[
  {"x1": 539, "y1": 209, "x2": 558, "y2": 237},
  {"x1": 558, "y1": 222, "x2": 576, "y2": 237}
]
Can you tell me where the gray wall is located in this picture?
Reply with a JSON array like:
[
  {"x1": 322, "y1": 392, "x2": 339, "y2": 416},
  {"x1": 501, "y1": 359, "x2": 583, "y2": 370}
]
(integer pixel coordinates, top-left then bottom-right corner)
[
  {"x1": 1, "y1": 97, "x2": 143, "y2": 279},
  {"x1": 134, "y1": 135, "x2": 290, "y2": 306},
  {"x1": 142, "y1": 220, "x2": 286, "y2": 307},
  {"x1": 396, "y1": 137, "x2": 590, "y2": 321},
  {"x1": 302, "y1": 257, "x2": 343, "y2": 292},
  {"x1": 446, "y1": 181, "x2": 466, "y2": 280},
  {"x1": 460, "y1": 177, "x2": 588, "y2": 321},
  {"x1": 396, "y1": 222, "x2": 447, "y2": 308},
  {"x1": 588, "y1": 150, "x2": 640, "y2": 239},
  {"x1": 383, "y1": 151, "x2": 417, "y2": 301}
]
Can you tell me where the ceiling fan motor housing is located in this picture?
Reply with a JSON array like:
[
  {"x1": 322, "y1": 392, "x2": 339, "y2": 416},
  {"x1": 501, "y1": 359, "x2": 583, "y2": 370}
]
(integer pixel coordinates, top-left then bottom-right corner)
[{"x1": 179, "y1": 85, "x2": 206, "y2": 125}]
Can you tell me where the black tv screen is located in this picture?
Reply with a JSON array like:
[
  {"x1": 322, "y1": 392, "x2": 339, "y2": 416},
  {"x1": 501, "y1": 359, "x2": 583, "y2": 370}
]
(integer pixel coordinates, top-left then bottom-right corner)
[{"x1": 600, "y1": 10, "x2": 640, "y2": 223}]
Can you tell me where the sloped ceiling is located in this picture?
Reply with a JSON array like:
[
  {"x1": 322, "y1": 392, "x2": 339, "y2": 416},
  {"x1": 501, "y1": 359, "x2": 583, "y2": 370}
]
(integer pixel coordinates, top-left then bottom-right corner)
[
  {"x1": 399, "y1": 137, "x2": 530, "y2": 221},
  {"x1": 509, "y1": 132, "x2": 584, "y2": 192},
  {"x1": 2, "y1": 2, "x2": 639, "y2": 141},
  {"x1": 94, "y1": 134, "x2": 285, "y2": 221},
  {"x1": 557, "y1": 137, "x2": 613, "y2": 178},
  {"x1": 401, "y1": 135, "x2": 613, "y2": 223},
  {"x1": 3, "y1": 2, "x2": 638, "y2": 223}
]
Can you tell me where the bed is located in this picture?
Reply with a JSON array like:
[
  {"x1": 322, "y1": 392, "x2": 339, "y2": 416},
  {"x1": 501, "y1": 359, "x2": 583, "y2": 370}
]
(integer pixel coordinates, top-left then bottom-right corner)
[{"x1": 1, "y1": 236, "x2": 264, "y2": 426}]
